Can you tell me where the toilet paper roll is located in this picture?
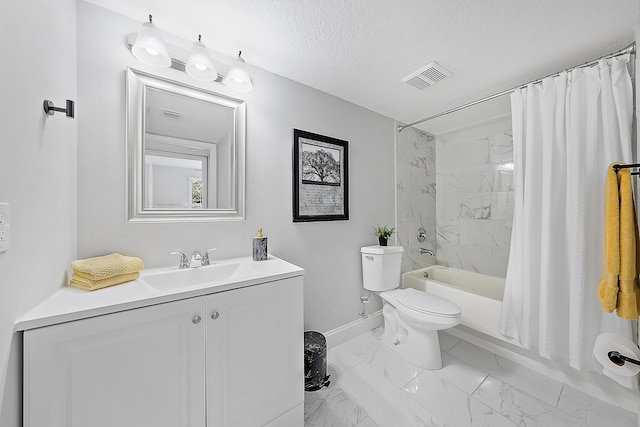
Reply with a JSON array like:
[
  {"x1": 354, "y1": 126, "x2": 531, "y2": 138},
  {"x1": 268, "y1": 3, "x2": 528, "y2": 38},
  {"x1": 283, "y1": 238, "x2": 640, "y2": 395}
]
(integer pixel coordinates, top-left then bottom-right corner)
[{"x1": 593, "y1": 332, "x2": 640, "y2": 377}]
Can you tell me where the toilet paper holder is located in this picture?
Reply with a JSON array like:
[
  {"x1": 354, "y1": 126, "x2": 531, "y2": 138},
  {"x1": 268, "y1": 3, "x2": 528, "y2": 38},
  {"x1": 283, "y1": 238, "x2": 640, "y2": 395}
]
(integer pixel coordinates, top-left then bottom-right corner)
[{"x1": 608, "y1": 351, "x2": 640, "y2": 367}]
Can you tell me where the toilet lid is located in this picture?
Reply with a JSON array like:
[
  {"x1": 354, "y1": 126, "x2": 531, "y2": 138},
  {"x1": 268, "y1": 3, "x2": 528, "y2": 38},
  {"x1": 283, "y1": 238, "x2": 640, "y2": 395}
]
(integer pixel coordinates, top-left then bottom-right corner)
[{"x1": 395, "y1": 288, "x2": 461, "y2": 317}]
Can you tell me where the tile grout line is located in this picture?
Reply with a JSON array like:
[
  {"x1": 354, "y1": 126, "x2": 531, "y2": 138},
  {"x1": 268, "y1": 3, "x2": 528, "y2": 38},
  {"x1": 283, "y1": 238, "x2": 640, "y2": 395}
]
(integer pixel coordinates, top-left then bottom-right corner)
[
  {"x1": 445, "y1": 337, "x2": 464, "y2": 354},
  {"x1": 469, "y1": 372, "x2": 491, "y2": 397},
  {"x1": 554, "y1": 384, "x2": 565, "y2": 408}
]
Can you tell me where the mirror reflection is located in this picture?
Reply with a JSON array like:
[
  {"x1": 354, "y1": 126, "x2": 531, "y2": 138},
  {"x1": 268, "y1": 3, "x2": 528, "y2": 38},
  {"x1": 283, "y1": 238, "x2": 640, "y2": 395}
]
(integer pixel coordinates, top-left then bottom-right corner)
[{"x1": 127, "y1": 69, "x2": 246, "y2": 222}]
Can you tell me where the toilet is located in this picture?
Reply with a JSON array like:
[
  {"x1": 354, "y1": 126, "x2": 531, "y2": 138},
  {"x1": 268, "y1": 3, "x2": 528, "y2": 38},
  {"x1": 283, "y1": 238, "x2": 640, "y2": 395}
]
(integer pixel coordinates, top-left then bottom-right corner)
[{"x1": 361, "y1": 245, "x2": 461, "y2": 369}]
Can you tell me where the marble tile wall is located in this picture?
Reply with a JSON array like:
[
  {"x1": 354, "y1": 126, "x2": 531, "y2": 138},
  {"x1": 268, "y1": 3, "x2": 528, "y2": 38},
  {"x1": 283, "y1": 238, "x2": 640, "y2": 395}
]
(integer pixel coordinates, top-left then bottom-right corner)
[
  {"x1": 395, "y1": 126, "x2": 437, "y2": 274},
  {"x1": 435, "y1": 115, "x2": 514, "y2": 278}
]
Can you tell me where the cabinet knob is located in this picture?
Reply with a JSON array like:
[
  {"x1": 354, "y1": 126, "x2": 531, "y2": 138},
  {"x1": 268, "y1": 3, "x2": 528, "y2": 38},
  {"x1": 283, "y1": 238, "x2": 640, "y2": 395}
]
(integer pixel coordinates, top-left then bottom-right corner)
[
  {"x1": 210, "y1": 311, "x2": 220, "y2": 320},
  {"x1": 192, "y1": 315, "x2": 202, "y2": 324}
]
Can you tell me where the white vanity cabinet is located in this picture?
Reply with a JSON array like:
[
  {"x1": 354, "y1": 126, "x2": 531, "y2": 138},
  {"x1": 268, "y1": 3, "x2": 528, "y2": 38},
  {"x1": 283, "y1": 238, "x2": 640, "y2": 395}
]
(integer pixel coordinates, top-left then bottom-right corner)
[
  {"x1": 24, "y1": 297, "x2": 207, "y2": 427},
  {"x1": 205, "y1": 277, "x2": 303, "y2": 427},
  {"x1": 22, "y1": 273, "x2": 303, "y2": 427}
]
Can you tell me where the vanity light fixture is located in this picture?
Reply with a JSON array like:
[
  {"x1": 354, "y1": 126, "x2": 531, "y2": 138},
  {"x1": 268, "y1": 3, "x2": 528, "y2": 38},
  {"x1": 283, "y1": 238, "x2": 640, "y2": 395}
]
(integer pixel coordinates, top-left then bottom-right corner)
[
  {"x1": 131, "y1": 15, "x2": 171, "y2": 68},
  {"x1": 127, "y1": 17, "x2": 253, "y2": 92},
  {"x1": 185, "y1": 35, "x2": 218, "y2": 82},
  {"x1": 224, "y1": 51, "x2": 253, "y2": 93}
]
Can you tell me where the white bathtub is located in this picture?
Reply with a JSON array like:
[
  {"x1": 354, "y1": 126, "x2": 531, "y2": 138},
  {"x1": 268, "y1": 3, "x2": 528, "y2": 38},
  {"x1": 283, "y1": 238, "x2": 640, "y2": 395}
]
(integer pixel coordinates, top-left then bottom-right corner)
[{"x1": 402, "y1": 265, "x2": 522, "y2": 347}]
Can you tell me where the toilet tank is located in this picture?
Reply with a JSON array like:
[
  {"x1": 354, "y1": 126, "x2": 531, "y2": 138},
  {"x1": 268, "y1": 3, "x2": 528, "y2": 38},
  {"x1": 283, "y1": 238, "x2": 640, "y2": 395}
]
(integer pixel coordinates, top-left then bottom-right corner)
[{"x1": 361, "y1": 245, "x2": 404, "y2": 291}]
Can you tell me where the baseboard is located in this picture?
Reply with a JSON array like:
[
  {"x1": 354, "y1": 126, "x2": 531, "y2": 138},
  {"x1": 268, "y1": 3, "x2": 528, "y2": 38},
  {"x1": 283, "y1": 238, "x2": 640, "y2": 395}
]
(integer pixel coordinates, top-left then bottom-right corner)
[
  {"x1": 446, "y1": 326, "x2": 640, "y2": 415},
  {"x1": 323, "y1": 310, "x2": 384, "y2": 350}
]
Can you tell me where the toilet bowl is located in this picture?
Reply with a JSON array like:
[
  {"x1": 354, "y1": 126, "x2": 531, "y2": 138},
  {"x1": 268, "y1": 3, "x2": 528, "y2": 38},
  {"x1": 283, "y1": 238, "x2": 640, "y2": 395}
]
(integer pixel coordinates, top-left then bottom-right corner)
[
  {"x1": 381, "y1": 288, "x2": 461, "y2": 369},
  {"x1": 361, "y1": 245, "x2": 462, "y2": 370}
]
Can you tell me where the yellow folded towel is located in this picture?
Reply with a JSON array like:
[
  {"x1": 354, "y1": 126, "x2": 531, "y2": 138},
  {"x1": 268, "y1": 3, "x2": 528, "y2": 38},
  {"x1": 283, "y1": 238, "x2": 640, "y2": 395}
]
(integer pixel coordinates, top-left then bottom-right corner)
[
  {"x1": 597, "y1": 163, "x2": 640, "y2": 319},
  {"x1": 71, "y1": 253, "x2": 144, "y2": 281},
  {"x1": 70, "y1": 272, "x2": 140, "y2": 291}
]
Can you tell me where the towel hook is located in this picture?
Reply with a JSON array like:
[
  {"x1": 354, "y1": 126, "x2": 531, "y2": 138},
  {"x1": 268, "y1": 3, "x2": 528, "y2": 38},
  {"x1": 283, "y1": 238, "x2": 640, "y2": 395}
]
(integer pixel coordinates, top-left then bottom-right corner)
[{"x1": 43, "y1": 99, "x2": 75, "y2": 119}]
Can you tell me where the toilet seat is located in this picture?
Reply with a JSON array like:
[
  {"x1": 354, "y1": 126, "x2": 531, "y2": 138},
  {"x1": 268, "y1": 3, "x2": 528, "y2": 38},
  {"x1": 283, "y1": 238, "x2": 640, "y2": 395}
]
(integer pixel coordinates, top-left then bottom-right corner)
[{"x1": 394, "y1": 288, "x2": 461, "y2": 318}]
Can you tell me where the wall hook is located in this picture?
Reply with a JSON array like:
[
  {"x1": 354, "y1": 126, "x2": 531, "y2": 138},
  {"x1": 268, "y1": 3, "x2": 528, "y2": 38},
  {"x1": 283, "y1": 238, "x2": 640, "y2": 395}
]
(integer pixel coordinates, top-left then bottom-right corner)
[{"x1": 43, "y1": 99, "x2": 75, "y2": 119}]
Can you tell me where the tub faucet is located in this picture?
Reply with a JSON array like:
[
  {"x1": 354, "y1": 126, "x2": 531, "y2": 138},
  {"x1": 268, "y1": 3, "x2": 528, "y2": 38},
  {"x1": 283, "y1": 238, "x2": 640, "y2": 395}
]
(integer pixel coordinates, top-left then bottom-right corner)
[{"x1": 420, "y1": 248, "x2": 434, "y2": 256}]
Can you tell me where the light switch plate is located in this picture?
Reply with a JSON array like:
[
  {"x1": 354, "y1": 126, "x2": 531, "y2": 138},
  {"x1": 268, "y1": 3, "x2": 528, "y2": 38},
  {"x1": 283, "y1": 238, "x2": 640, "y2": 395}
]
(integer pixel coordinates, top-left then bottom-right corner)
[{"x1": 0, "y1": 203, "x2": 10, "y2": 253}]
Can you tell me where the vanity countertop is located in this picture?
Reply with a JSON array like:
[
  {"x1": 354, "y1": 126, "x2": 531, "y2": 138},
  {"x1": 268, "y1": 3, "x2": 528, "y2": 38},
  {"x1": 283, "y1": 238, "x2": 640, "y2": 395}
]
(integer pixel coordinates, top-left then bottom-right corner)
[{"x1": 15, "y1": 255, "x2": 304, "y2": 332}]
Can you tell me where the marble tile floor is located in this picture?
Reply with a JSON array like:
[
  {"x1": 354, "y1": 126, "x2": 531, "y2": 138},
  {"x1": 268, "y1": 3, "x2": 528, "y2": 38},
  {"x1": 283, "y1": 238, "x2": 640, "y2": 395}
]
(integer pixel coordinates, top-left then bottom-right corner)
[{"x1": 304, "y1": 329, "x2": 637, "y2": 427}]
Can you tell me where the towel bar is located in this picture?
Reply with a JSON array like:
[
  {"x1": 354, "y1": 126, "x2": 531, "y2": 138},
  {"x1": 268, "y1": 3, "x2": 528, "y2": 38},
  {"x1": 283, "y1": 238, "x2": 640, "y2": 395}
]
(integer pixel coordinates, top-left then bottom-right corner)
[{"x1": 612, "y1": 163, "x2": 640, "y2": 176}]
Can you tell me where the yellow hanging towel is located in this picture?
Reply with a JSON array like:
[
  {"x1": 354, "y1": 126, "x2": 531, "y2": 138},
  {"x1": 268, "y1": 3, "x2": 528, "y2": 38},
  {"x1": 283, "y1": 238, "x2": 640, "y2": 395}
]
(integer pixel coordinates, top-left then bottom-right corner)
[{"x1": 597, "y1": 163, "x2": 640, "y2": 319}]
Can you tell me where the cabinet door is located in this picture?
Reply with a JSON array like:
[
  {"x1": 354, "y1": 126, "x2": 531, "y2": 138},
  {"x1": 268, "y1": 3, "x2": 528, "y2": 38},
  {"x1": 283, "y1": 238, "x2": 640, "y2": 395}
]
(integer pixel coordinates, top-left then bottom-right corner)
[
  {"x1": 24, "y1": 297, "x2": 206, "y2": 427},
  {"x1": 206, "y1": 277, "x2": 304, "y2": 427}
]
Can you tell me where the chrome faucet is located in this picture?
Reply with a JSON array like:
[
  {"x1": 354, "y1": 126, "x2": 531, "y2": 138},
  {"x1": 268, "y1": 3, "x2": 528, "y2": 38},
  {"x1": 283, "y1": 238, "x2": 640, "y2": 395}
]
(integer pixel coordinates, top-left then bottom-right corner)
[
  {"x1": 419, "y1": 248, "x2": 434, "y2": 256},
  {"x1": 202, "y1": 248, "x2": 218, "y2": 266},
  {"x1": 190, "y1": 251, "x2": 204, "y2": 268},
  {"x1": 169, "y1": 251, "x2": 190, "y2": 269},
  {"x1": 170, "y1": 248, "x2": 218, "y2": 269}
]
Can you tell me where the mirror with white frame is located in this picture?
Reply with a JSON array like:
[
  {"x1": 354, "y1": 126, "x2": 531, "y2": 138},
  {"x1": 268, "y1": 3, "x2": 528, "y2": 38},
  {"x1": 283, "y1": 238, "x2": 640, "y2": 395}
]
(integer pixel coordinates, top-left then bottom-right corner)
[{"x1": 127, "y1": 68, "x2": 245, "y2": 222}]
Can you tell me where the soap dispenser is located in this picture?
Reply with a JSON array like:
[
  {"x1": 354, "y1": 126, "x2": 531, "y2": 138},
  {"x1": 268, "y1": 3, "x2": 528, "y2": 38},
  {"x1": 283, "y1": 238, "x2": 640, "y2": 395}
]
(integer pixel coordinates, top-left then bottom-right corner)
[{"x1": 253, "y1": 228, "x2": 268, "y2": 261}]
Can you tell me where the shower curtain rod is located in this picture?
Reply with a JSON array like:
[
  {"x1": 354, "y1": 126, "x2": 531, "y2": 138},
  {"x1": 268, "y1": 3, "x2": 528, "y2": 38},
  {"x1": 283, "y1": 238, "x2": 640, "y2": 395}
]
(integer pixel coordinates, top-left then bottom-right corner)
[{"x1": 397, "y1": 42, "x2": 636, "y2": 132}]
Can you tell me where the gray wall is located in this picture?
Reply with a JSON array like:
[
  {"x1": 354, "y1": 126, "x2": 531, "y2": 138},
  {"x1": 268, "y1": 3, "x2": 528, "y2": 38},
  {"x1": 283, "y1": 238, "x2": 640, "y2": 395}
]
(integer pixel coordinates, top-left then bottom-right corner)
[
  {"x1": 76, "y1": 2, "x2": 396, "y2": 335},
  {"x1": 0, "y1": 1, "x2": 77, "y2": 424}
]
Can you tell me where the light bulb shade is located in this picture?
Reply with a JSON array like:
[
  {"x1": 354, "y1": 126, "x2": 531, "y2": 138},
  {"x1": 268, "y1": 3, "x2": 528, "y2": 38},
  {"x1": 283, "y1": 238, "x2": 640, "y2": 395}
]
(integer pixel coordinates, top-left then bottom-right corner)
[
  {"x1": 224, "y1": 54, "x2": 253, "y2": 92},
  {"x1": 185, "y1": 40, "x2": 218, "y2": 82},
  {"x1": 131, "y1": 21, "x2": 171, "y2": 68}
]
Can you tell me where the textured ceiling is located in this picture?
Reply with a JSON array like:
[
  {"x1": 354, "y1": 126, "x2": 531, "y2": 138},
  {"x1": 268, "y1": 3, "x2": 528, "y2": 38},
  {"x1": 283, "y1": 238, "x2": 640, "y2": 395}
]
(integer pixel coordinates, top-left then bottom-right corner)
[{"x1": 85, "y1": 0, "x2": 638, "y2": 133}]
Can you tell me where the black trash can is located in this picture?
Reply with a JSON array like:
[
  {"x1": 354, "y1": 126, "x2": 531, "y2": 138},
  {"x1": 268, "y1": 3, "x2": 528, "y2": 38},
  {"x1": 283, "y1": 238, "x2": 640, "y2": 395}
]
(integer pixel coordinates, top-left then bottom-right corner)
[{"x1": 304, "y1": 331, "x2": 330, "y2": 391}]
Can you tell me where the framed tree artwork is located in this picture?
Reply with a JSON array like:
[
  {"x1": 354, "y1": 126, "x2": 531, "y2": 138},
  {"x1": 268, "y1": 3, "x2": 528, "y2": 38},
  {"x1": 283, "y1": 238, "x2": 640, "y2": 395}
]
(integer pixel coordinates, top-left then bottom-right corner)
[{"x1": 293, "y1": 129, "x2": 349, "y2": 222}]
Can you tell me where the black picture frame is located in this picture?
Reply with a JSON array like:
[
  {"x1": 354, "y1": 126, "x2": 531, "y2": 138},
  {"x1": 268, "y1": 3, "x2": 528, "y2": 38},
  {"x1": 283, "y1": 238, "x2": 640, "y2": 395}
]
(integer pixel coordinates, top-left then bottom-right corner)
[{"x1": 293, "y1": 129, "x2": 349, "y2": 222}]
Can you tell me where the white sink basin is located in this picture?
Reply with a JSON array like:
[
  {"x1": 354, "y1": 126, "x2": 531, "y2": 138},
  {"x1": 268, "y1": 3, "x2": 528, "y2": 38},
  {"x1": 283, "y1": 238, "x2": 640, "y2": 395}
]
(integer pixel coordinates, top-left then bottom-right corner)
[
  {"x1": 139, "y1": 263, "x2": 243, "y2": 291},
  {"x1": 15, "y1": 256, "x2": 305, "y2": 332}
]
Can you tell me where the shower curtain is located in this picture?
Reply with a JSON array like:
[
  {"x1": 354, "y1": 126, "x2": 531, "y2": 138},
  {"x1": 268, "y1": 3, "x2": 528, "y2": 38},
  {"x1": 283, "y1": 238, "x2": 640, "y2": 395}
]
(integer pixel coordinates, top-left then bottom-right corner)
[{"x1": 498, "y1": 55, "x2": 634, "y2": 370}]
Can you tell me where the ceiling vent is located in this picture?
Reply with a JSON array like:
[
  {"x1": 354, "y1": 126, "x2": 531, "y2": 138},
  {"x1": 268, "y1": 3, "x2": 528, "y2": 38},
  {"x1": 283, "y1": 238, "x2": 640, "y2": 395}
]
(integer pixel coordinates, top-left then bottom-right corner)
[
  {"x1": 402, "y1": 61, "x2": 452, "y2": 90},
  {"x1": 160, "y1": 109, "x2": 184, "y2": 120}
]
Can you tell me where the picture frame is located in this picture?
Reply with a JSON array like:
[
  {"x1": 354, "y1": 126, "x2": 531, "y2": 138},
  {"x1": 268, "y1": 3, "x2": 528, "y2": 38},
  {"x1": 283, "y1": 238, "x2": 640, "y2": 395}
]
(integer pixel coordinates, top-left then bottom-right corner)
[{"x1": 293, "y1": 129, "x2": 349, "y2": 222}]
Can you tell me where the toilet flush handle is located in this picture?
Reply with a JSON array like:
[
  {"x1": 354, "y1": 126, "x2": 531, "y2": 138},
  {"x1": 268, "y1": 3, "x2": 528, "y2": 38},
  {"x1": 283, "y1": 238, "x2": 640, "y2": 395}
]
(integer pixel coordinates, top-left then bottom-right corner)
[{"x1": 365, "y1": 255, "x2": 374, "y2": 261}]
